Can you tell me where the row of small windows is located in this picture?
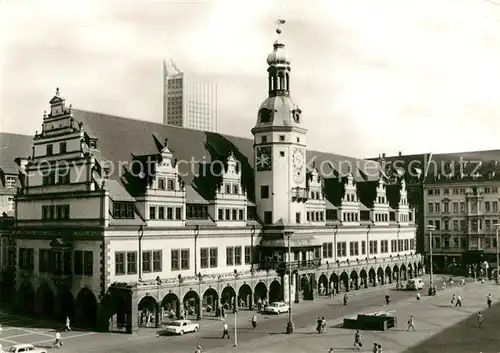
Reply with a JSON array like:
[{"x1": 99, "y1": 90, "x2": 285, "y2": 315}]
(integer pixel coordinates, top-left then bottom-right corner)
[
  {"x1": 259, "y1": 135, "x2": 301, "y2": 144},
  {"x1": 375, "y1": 213, "x2": 389, "y2": 222},
  {"x1": 113, "y1": 202, "x2": 135, "y2": 219},
  {"x1": 322, "y1": 239, "x2": 414, "y2": 258},
  {"x1": 428, "y1": 201, "x2": 499, "y2": 214},
  {"x1": 41, "y1": 204, "x2": 70, "y2": 220},
  {"x1": 307, "y1": 211, "x2": 324, "y2": 222},
  {"x1": 156, "y1": 178, "x2": 176, "y2": 190},
  {"x1": 150, "y1": 205, "x2": 183, "y2": 220},
  {"x1": 310, "y1": 190, "x2": 322, "y2": 199},
  {"x1": 42, "y1": 169, "x2": 70, "y2": 186},
  {"x1": 223, "y1": 183, "x2": 240, "y2": 194},
  {"x1": 19, "y1": 248, "x2": 93, "y2": 276},
  {"x1": 428, "y1": 218, "x2": 500, "y2": 232},
  {"x1": 218, "y1": 208, "x2": 244, "y2": 221},
  {"x1": 428, "y1": 187, "x2": 499, "y2": 196},
  {"x1": 45, "y1": 142, "x2": 67, "y2": 156},
  {"x1": 376, "y1": 196, "x2": 386, "y2": 204},
  {"x1": 343, "y1": 212, "x2": 359, "y2": 222},
  {"x1": 345, "y1": 193, "x2": 356, "y2": 202}
]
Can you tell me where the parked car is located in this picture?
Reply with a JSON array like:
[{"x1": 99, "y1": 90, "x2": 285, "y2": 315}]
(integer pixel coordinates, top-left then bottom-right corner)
[
  {"x1": 264, "y1": 302, "x2": 290, "y2": 314},
  {"x1": 406, "y1": 278, "x2": 425, "y2": 290},
  {"x1": 8, "y1": 344, "x2": 47, "y2": 353},
  {"x1": 164, "y1": 320, "x2": 199, "y2": 335}
]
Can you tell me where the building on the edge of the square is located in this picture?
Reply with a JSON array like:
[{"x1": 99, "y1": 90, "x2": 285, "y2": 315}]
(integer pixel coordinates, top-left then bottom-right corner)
[
  {"x1": 163, "y1": 58, "x2": 218, "y2": 132},
  {"x1": 12, "y1": 25, "x2": 420, "y2": 333}
]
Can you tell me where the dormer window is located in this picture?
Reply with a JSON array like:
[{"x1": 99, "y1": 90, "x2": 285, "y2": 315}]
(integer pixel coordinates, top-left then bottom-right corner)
[
  {"x1": 233, "y1": 185, "x2": 239, "y2": 194},
  {"x1": 158, "y1": 178, "x2": 166, "y2": 190},
  {"x1": 113, "y1": 202, "x2": 134, "y2": 219},
  {"x1": 167, "y1": 178, "x2": 175, "y2": 190},
  {"x1": 225, "y1": 184, "x2": 231, "y2": 194},
  {"x1": 46, "y1": 144, "x2": 53, "y2": 156},
  {"x1": 5, "y1": 176, "x2": 17, "y2": 189}
]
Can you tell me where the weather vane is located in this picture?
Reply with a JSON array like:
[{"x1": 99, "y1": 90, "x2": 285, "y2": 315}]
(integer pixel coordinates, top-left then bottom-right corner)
[{"x1": 276, "y1": 17, "x2": 286, "y2": 35}]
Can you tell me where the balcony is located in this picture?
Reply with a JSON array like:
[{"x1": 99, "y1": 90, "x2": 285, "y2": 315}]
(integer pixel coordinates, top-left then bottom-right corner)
[
  {"x1": 291, "y1": 187, "x2": 309, "y2": 201},
  {"x1": 259, "y1": 259, "x2": 321, "y2": 272}
]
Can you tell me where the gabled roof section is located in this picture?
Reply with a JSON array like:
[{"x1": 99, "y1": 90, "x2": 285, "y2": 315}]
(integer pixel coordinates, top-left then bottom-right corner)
[{"x1": 0, "y1": 133, "x2": 32, "y2": 174}]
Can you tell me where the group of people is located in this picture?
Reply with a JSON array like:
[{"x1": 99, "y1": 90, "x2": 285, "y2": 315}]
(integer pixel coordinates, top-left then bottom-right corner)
[{"x1": 328, "y1": 330, "x2": 385, "y2": 352}]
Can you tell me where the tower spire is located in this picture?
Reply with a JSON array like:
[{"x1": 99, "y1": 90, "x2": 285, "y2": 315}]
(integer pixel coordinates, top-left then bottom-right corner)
[{"x1": 267, "y1": 17, "x2": 290, "y2": 97}]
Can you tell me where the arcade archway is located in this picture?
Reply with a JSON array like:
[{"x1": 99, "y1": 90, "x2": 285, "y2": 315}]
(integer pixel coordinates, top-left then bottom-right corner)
[
  {"x1": 360, "y1": 269, "x2": 368, "y2": 288},
  {"x1": 385, "y1": 266, "x2": 392, "y2": 284},
  {"x1": 162, "y1": 293, "x2": 180, "y2": 319},
  {"x1": 368, "y1": 268, "x2": 376, "y2": 286},
  {"x1": 59, "y1": 291, "x2": 75, "y2": 321},
  {"x1": 400, "y1": 264, "x2": 407, "y2": 280},
  {"x1": 17, "y1": 282, "x2": 35, "y2": 315},
  {"x1": 138, "y1": 295, "x2": 158, "y2": 327},
  {"x1": 350, "y1": 270, "x2": 359, "y2": 290},
  {"x1": 221, "y1": 286, "x2": 236, "y2": 309},
  {"x1": 254, "y1": 282, "x2": 267, "y2": 303},
  {"x1": 408, "y1": 264, "x2": 414, "y2": 279},
  {"x1": 36, "y1": 283, "x2": 54, "y2": 318},
  {"x1": 203, "y1": 288, "x2": 218, "y2": 314},
  {"x1": 75, "y1": 288, "x2": 98, "y2": 328},
  {"x1": 238, "y1": 284, "x2": 252, "y2": 308},
  {"x1": 269, "y1": 280, "x2": 282, "y2": 302},
  {"x1": 417, "y1": 262, "x2": 423, "y2": 275},
  {"x1": 183, "y1": 290, "x2": 199, "y2": 318},
  {"x1": 340, "y1": 272, "x2": 349, "y2": 291},
  {"x1": 318, "y1": 274, "x2": 328, "y2": 295},
  {"x1": 393, "y1": 265, "x2": 400, "y2": 281},
  {"x1": 330, "y1": 273, "x2": 339, "y2": 294},
  {"x1": 377, "y1": 267, "x2": 385, "y2": 285}
]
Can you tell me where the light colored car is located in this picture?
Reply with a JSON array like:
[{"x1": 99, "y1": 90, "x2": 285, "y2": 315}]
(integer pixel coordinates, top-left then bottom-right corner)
[
  {"x1": 406, "y1": 278, "x2": 425, "y2": 290},
  {"x1": 164, "y1": 319, "x2": 199, "y2": 335},
  {"x1": 8, "y1": 344, "x2": 47, "y2": 353},
  {"x1": 264, "y1": 302, "x2": 290, "y2": 314}
]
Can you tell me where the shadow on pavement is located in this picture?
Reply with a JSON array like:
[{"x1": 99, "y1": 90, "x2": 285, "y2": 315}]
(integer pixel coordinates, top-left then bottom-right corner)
[{"x1": 403, "y1": 299, "x2": 500, "y2": 353}]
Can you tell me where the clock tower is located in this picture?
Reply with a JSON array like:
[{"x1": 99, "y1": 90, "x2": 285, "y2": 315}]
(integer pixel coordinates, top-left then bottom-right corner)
[{"x1": 251, "y1": 20, "x2": 308, "y2": 225}]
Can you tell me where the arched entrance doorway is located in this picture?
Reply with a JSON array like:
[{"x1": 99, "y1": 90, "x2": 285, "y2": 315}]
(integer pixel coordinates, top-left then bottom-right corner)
[
  {"x1": 183, "y1": 290, "x2": 199, "y2": 319},
  {"x1": 377, "y1": 267, "x2": 385, "y2": 285},
  {"x1": 350, "y1": 271, "x2": 359, "y2": 290},
  {"x1": 318, "y1": 274, "x2": 328, "y2": 295},
  {"x1": 369, "y1": 268, "x2": 376, "y2": 286},
  {"x1": 269, "y1": 280, "x2": 282, "y2": 302},
  {"x1": 17, "y1": 282, "x2": 35, "y2": 315},
  {"x1": 360, "y1": 270, "x2": 368, "y2": 288},
  {"x1": 400, "y1": 264, "x2": 407, "y2": 280},
  {"x1": 254, "y1": 282, "x2": 267, "y2": 304},
  {"x1": 138, "y1": 295, "x2": 157, "y2": 327},
  {"x1": 340, "y1": 272, "x2": 349, "y2": 291},
  {"x1": 408, "y1": 264, "x2": 414, "y2": 279},
  {"x1": 162, "y1": 293, "x2": 180, "y2": 319},
  {"x1": 36, "y1": 283, "x2": 54, "y2": 318},
  {"x1": 75, "y1": 288, "x2": 98, "y2": 329},
  {"x1": 330, "y1": 273, "x2": 339, "y2": 294},
  {"x1": 300, "y1": 275, "x2": 313, "y2": 300},
  {"x1": 238, "y1": 284, "x2": 252, "y2": 309},
  {"x1": 385, "y1": 266, "x2": 392, "y2": 284},
  {"x1": 59, "y1": 291, "x2": 75, "y2": 321},
  {"x1": 221, "y1": 286, "x2": 236, "y2": 310},
  {"x1": 202, "y1": 288, "x2": 218, "y2": 315},
  {"x1": 392, "y1": 265, "x2": 400, "y2": 281}
]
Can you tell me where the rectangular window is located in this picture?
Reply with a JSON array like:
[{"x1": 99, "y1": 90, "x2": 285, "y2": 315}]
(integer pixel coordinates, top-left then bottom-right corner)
[
  {"x1": 200, "y1": 248, "x2": 209, "y2": 269},
  {"x1": 361, "y1": 240, "x2": 366, "y2": 255},
  {"x1": 59, "y1": 142, "x2": 67, "y2": 153},
  {"x1": 167, "y1": 179, "x2": 175, "y2": 190},
  {"x1": 171, "y1": 249, "x2": 180, "y2": 270},
  {"x1": 225, "y1": 209, "x2": 230, "y2": 220},
  {"x1": 167, "y1": 207, "x2": 173, "y2": 220},
  {"x1": 218, "y1": 209, "x2": 224, "y2": 220},
  {"x1": 336, "y1": 242, "x2": 347, "y2": 257},
  {"x1": 46, "y1": 144, "x2": 53, "y2": 156},
  {"x1": 115, "y1": 252, "x2": 125, "y2": 275},
  {"x1": 226, "y1": 247, "x2": 234, "y2": 266},
  {"x1": 349, "y1": 242, "x2": 359, "y2": 256},
  {"x1": 7, "y1": 197, "x2": 14, "y2": 211},
  {"x1": 261, "y1": 185, "x2": 270, "y2": 199},
  {"x1": 369, "y1": 240, "x2": 378, "y2": 254},
  {"x1": 181, "y1": 249, "x2": 189, "y2": 270},
  {"x1": 150, "y1": 206, "x2": 156, "y2": 220},
  {"x1": 153, "y1": 250, "x2": 162, "y2": 272},
  {"x1": 234, "y1": 246, "x2": 242, "y2": 265},
  {"x1": 381, "y1": 240, "x2": 389, "y2": 253},
  {"x1": 209, "y1": 248, "x2": 218, "y2": 268},
  {"x1": 295, "y1": 212, "x2": 301, "y2": 223},
  {"x1": 264, "y1": 211, "x2": 272, "y2": 224},
  {"x1": 126, "y1": 252, "x2": 137, "y2": 274},
  {"x1": 239, "y1": 209, "x2": 244, "y2": 220},
  {"x1": 83, "y1": 251, "x2": 93, "y2": 276},
  {"x1": 244, "y1": 246, "x2": 251, "y2": 264},
  {"x1": 5, "y1": 176, "x2": 17, "y2": 189},
  {"x1": 142, "y1": 251, "x2": 152, "y2": 273},
  {"x1": 39, "y1": 249, "x2": 50, "y2": 273},
  {"x1": 158, "y1": 178, "x2": 166, "y2": 190},
  {"x1": 175, "y1": 207, "x2": 182, "y2": 220},
  {"x1": 232, "y1": 209, "x2": 237, "y2": 220},
  {"x1": 391, "y1": 240, "x2": 397, "y2": 253},
  {"x1": 158, "y1": 207, "x2": 165, "y2": 220}
]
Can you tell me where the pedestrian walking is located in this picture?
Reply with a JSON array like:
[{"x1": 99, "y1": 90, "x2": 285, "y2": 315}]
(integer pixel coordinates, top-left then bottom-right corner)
[
  {"x1": 251, "y1": 313, "x2": 257, "y2": 330},
  {"x1": 451, "y1": 293, "x2": 456, "y2": 305},
  {"x1": 343, "y1": 293, "x2": 348, "y2": 306},
  {"x1": 377, "y1": 344, "x2": 383, "y2": 352},
  {"x1": 353, "y1": 330, "x2": 362, "y2": 350},
  {"x1": 195, "y1": 342, "x2": 203, "y2": 353},
  {"x1": 477, "y1": 312, "x2": 484, "y2": 328},
  {"x1": 416, "y1": 292, "x2": 421, "y2": 302},
  {"x1": 221, "y1": 321, "x2": 230, "y2": 339},
  {"x1": 486, "y1": 294, "x2": 492, "y2": 308},
  {"x1": 455, "y1": 294, "x2": 462, "y2": 307},
  {"x1": 407, "y1": 315, "x2": 415, "y2": 331},
  {"x1": 65, "y1": 316, "x2": 72, "y2": 331},
  {"x1": 372, "y1": 343, "x2": 379, "y2": 353}
]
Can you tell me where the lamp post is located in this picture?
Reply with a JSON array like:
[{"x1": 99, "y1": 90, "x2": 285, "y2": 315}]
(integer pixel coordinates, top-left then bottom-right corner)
[
  {"x1": 233, "y1": 269, "x2": 239, "y2": 347},
  {"x1": 155, "y1": 276, "x2": 162, "y2": 328},
  {"x1": 197, "y1": 272, "x2": 203, "y2": 320},
  {"x1": 495, "y1": 224, "x2": 500, "y2": 284},
  {"x1": 285, "y1": 231, "x2": 295, "y2": 334},
  {"x1": 426, "y1": 225, "x2": 436, "y2": 287}
]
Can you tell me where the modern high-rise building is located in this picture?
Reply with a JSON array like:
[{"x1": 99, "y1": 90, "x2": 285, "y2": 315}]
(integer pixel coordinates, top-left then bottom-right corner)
[{"x1": 163, "y1": 59, "x2": 218, "y2": 132}]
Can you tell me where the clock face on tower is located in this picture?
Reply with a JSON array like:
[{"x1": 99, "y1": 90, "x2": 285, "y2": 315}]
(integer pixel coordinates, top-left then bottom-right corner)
[
  {"x1": 256, "y1": 146, "x2": 272, "y2": 171},
  {"x1": 293, "y1": 148, "x2": 305, "y2": 183}
]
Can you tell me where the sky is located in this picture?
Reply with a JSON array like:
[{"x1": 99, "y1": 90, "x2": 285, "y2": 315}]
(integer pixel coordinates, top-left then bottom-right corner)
[{"x1": 2, "y1": 0, "x2": 500, "y2": 158}]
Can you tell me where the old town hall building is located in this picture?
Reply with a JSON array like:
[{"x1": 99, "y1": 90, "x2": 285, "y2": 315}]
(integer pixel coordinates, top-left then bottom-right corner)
[{"x1": 11, "y1": 27, "x2": 420, "y2": 332}]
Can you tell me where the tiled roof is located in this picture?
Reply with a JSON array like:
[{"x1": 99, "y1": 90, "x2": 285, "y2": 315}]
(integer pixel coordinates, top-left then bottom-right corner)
[
  {"x1": 72, "y1": 109, "x2": 383, "y2": 202},
  {"x1": 0, "y1": 133, "x2": 32, "y2": 174}
]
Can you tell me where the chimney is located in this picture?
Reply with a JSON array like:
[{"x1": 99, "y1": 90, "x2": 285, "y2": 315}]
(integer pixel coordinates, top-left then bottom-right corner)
[
  {"x1": 382, "y1": 153, "x2": 386, "y2": 158},
  {"x1": 398, "y1": 151, "x2": 402, "y2": 156}
]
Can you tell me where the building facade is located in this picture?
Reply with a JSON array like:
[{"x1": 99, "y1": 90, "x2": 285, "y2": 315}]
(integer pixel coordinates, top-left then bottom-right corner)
[
  {"x1": 12, "y1": 28, "x2": 419, "y2": 333},
  {"x1": 163, "y1": 59, "x2": 217, "y2": 132}
]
